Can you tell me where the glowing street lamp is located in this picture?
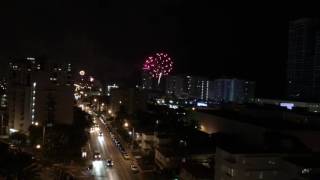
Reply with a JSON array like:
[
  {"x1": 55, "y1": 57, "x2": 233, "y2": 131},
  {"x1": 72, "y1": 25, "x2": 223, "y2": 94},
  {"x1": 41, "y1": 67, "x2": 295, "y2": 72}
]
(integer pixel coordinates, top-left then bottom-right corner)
[
  {"x1": 124, "y1": 122, "x2": 129, "y2": 128},
  {"x1": 79, "y1": 70, "x2": 85, "y2": 76},
  {"x1": 108, "y1": 110, "x2": 112, "y2": 114},
  {"x1": 90, "y1": 77, "x2": 94, "y2": 82},
  {"x1": 36, "y1": 144, "x2": 41, "y2": 149},
  {"x1": 35, "y1": 122, "x2": 39, "y2": 126},
  {"x1": 94, "y1": 98, "x2": 97, "y2": 102}
]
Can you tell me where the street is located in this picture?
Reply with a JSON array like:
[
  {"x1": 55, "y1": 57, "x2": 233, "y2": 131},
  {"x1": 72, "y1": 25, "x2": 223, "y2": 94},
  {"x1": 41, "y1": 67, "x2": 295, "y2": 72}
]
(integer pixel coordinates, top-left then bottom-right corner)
[{"x1": 85, "y1": 115, "x2": 141, "y2": 180}]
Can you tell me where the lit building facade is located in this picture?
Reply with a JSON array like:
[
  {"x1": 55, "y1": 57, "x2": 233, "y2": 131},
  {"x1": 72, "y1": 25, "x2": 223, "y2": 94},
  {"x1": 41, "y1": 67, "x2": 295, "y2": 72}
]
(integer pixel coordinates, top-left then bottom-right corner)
[
  {"x1": 209, "y1": 79, "x2": 255, "y2": 103},
  {"x1": 141, "y1": 71, "x2": 154, "y2": 90},
  {"x1": 182, "y1": 75, "x2": 210, "y2": 101},
  {"x1": 7, "y1": 57, "x2": 74, "y2": 133}
]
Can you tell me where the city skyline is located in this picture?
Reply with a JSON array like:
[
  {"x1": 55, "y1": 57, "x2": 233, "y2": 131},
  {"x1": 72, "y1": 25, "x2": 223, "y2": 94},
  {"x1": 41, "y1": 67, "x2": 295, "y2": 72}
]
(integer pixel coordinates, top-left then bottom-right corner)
[
  {"x1": 1, "y1": 3, "x2": 320, "y2": 179},
  {"x1": 0, "y1": 3, "x2": 320, "y2": 98}
]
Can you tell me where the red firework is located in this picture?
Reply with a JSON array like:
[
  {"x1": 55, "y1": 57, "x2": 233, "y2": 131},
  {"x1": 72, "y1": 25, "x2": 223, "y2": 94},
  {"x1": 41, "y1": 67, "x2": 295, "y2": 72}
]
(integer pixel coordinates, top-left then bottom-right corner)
[{"x1": 143, "y1": 52, "x2": 173, "y2": 84}]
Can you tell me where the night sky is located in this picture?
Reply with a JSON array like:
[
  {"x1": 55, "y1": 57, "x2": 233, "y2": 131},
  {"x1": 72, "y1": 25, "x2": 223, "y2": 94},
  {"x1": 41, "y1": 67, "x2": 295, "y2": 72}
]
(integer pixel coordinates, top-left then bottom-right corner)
[{"x1": 0, "y1": 2, "x2": 318, "y2": 98}]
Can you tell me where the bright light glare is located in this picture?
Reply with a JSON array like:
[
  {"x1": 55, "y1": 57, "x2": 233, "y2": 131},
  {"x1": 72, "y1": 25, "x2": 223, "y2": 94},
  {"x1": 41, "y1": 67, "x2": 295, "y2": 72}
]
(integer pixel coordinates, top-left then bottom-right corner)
[
  {"x1": 36, "y1": 144, "x2": 41, "y2": 149},
  {"x1": 79, "y1": 70, "x2": 85, "y2": 76},
  {"x1": 124, "y1": 122, "x2": 129, "y2": 128},
  {"x1": 98, "y1": 136, "x2": 104, "y2": 143},
  {"x1": 82, "y1": 151, "x2": 87, "y2": 158},
  {"x1": 92, "y1": 160, "x2": 103, "y2": 176}
]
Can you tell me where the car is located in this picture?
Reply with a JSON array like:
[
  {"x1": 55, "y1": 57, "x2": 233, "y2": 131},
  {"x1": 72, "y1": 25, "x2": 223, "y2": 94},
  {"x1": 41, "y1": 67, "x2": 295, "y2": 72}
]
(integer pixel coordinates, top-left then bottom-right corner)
[
  {"x1": 130, "y1": 164, "x2": 139, "y2": 173},
  {"x1": 123, "y1": 153, "x2": 130, "y2": 160},
  {"x1": 93, "y1": 151, "x2": 101, "y2": 160},
  {"x1": 106, "y1": 159, "x2": 114, "y2": 167}
]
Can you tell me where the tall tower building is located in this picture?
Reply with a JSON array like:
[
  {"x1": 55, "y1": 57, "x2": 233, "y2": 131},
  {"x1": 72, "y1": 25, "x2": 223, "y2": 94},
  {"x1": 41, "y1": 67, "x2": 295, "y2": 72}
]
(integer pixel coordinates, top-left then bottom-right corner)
[
  {"x1": 7, "y1": 57, "x2": 74, "y2": 133},
  {"x1": 182, "y1": 75, "x2": 210, "y2": 101},
  {"x1": 287, "y1": 18, "x2": 320, "y2": 102},
  {"x1": 165, "y1": 75, "x2": 184, "y2": 97}
]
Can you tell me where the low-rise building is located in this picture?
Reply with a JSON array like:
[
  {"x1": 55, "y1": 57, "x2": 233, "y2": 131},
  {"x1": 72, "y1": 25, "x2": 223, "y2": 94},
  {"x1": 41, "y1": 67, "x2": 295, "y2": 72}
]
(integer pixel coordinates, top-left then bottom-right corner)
[
  {"x1": 282, "y1": 156, "x2": 320, "y2": 180},
  {"x1": 180, "y1": 163, "x2": 214, "y2": 180}
]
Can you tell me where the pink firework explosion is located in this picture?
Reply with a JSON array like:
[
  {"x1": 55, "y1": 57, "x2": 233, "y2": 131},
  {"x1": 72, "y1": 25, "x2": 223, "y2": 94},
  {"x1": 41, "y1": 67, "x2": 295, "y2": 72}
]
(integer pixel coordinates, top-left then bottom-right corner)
[{"x1": 143, "y1": 52, "x2": 173, "y2": 84}]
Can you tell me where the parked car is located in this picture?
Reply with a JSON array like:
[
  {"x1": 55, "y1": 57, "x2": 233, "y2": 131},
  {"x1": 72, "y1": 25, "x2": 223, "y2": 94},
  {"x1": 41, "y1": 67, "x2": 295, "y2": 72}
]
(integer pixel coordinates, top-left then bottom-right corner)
[
  {"x1": 123, "y1": 153, "x2": 130, "y2": 160},
  {"x1": 106, "y1": 159, "x2": 114, "y2": 167},
  {"x1": 130, "y1": 164, "x2": 139, "y2": 173}
]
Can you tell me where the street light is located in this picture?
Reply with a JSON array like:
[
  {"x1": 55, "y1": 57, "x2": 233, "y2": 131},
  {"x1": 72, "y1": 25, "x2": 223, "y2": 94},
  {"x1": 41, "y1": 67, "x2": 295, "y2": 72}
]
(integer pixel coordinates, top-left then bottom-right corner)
[
  {"x1": 108, "y1": 110, "x2": 112, "y2": 114},
  {"x1": 35, "y1": 122, "x2": 39, "y2": 126},
  {"x1": 94, "y1": 98, "x2": 97, "y2": 102},
  {"x1": 79, "y1": 70, "x2": 85, "y2": 76},
  {"x1": 124, "y1": 122, "x2": 129, "y2": 128},
  {"x1": 36, "y1": 144, "x2": 41, "y2": 149}
]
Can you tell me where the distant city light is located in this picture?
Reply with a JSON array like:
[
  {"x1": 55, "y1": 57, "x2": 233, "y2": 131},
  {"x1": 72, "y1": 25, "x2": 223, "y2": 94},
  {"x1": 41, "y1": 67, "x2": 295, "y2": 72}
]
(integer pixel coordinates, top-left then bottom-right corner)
[
  {"x1": 79, "y1": 70, "x2": 85, "y2": 76},
  {"x1": 197, "y1": 102, "x2": 208, "y2": 107},
  {"x1": 124, "y1": 122, "x2": 129, "y2": 128},
  {"x1": 280, "y1": 102, "x2": 294, "y2": 110},
  {"x1": 36, "y1": 144, "x2": 41, "y2": 149},
  {"x1": 90, "y1": 77, "x2": 94, "y2": 82},
  {"x1": 35, "y1": 122, "x2": 39, "y2": 126}
]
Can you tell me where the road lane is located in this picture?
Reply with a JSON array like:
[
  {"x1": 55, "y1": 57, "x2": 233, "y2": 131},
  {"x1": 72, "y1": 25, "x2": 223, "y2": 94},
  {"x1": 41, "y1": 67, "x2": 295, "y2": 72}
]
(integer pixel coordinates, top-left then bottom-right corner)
[{"x1": 87, "y1": 117, "x2": 140, "y2": 180}]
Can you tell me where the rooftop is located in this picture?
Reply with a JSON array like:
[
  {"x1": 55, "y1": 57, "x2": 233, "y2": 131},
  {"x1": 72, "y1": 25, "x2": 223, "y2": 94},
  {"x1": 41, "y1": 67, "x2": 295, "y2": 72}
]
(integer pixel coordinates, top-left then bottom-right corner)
[
  {"x1": 181, "y1": 163, "x2": 214, "y2": 179},
  {"x1": 217, "y1": 133, "x2": 310, "y2": 154}
]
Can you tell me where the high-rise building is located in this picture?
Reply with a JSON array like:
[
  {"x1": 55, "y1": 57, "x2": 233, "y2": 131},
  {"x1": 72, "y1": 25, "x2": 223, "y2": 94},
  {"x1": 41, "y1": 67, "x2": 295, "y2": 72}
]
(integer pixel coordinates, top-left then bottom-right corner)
[
  {"x1": 209, "y1": 79, "x2": 255, "y2": 103},
  {"x1": 287, "y1": 18, "x2": 320, "y2": 102},
  {"x1": 7, "y1": 57, "x2": 74, "y2": 133},
  {"x1": 141, "y1": 71, "x2": 154, "y2": 90},
  {"x1": 165, "y1": 75, "x2": 184, "y2": 97},
  {"x1": 182, "y1": 76, "x2": 210, "y2": 101}
]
